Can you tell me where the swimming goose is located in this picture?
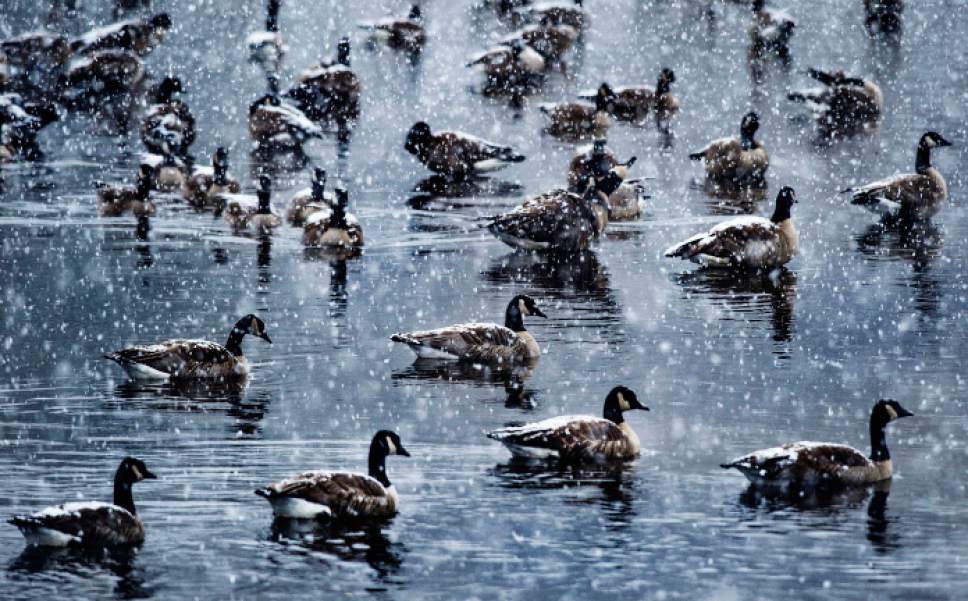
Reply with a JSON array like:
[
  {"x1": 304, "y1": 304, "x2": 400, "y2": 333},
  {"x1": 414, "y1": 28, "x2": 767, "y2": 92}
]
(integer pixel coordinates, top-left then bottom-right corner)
[
  {"x1": 358, "y1": 5, "x2": 426, "y2": 53},
  {"x1": 567, "y1": 138, "x2": 617, "y2": 192},
  {"x1": 104, "y1": 313, "x2": 271, "y2": 380},
  {"x1": 302, "y1": 187, "x2": 363, "y2": 248},
  {"x1": 689, "y1": 111, "x2": 768, "y2": 186},
  {"x1": 499, "y1": 20, "x2": 578, "y2": 63},
  {"x1": 392, "y1": 294, "x2": 546, "y2": 364},
  {"x1": 287, "y1": 167, "x2": 334, "y2": 225},
  {"x1": 249, "y1": 76, "x2": 323, "y2": 152},
  {"x1": 466, "y1": 39, "x2": 545, "y2": 91},
  {"x1": 61, "y1": 49, "x2": 145, "y2": 104},
  {"x1": 525, "y1": 1, "x2": 588, "y2": 33},
  {"x1": 843, "y1": 131, "x2": 951, "y2": 221},
  {"x1": 0, "y1": 93, "x2": 59, "y2": 161},
  {"x1": 581, "y1": 69, "x2": 678, "y2": 126},
  {"x1": 71, "y1": 13, "x2": 172, "y2": 56},
  {"x1": 748, "y1": 0, "x2": 795, "y2": 63},
  {"x1": 140, "y1": 76, "x2": 195, "y2": 159},
  {"x1": 96, "y1": 163, "x2": 155, "y2": 217},
  {"x1": 140, "y1": 146, "x2": 188, "y2": 192},
  {"x1": 246, "y1": 0, "x2": 287, "y2": 70},
  {"x1": 183, "y1": 147, "x2": 241, "y2": 209},
  {"x1": 722, "y1": 399, "x2": 914, "y2": 487},
  {"x1": 488, "y1": 163, "x2": 629, "y2": 252},
  {"x1": 539, "y1": 84, "x2": 615, "y2": 139},
  {"x1": 256, "y1": 431, "x2": 410, "y2": 520},
  {"x1": 665, "y1": 186, "x2": 798, "y2": 270},
  {"x1": 219, "y1": 175, "x2": 282, "y2": 234},
  {"x1": 286, "y1": 38, "x2": 361, "y2": 124},
  {"x1": 488, "y1": 385, "x2": 648, "y2": 462},
  {"x1": 788, "y1": 69, "x2": 882, "y2": 135},
  {"x1": 405, "y1": 121, "x2": 526, "y2": 179},
  {"x1": 9, "y1": 457, "x2": 157, "y2": 547}
]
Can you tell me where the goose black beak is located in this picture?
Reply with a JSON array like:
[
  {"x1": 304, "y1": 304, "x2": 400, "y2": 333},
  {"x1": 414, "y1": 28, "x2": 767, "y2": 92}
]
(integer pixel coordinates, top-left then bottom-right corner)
[
  {"x1": 259, "y1": 332, "x2": 272, "y2": 344},
  {"x1": 397, "y1": 446, "x2": 411, "y2": 457},
  {"x1": 631, "y1": 399, "x2": 650, "y2": 411},
  {"x1": 939, "y1": 137, "x2": 953, "y2": 147},
  {"x1": 896, "y1": 406, "x2": 915, "y2": 418},
  {"x1": 143, "y1": 469, "x2": 158, "y2": 480},
  {"x1": 531, "y1": 307, "x2": 547, "y2": 318}
]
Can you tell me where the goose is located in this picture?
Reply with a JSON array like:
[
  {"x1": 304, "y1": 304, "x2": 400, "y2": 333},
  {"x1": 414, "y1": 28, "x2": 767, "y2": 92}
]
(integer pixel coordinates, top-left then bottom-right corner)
[
  {"x1": 0, "y1": 31, "x2": 72, "y2": 87},
  {"x1": 487, "y1": 162, "x2": 630, "y2": 252},
  {"x1": 140, "y1": 147, "x2": 188, "y2": 192},
  {"x1": 219, "y1": 175, "x2": 282, "y2": 234},
  {"x1": 183, "y1": 147, "x2": 241, "y2": 209},
  {"x1": 788, "y1": 69, "x2": 882, "y2": 135},
  {"x1": 96, "y1": 163, "x2": 155, "y2": 217},
  {"x1": 392, "y1": 294, "x2": 546, "y2": 364},
  {"x1": 61, "y1": 49, "x2": 145, "y2": 104},
  {"x1": 246, "y1": 0, "x2": 286, "y2": 70},
  {"x1": 358, "y1": 5, "x2": 426, "y2": 53},
  {"x1": 287, "y1": 167, "x2": 334, "y2": 225},
  {"x1": 665, "y1": 186, "x2": 798, "y2": 270},
  {"x1": 103, "y1": 313, "x2": 271, "y2": 380},
  {"x1": 567, "y1": 138, "x2": 616, "y2": 192},
  {"x1": 499, "y1": 20, "x2": 578, "y2": 63},
  {"x1": 286, "y1": 38, "x2": 361, "y2": 124},
  {"x1": 140, "y1": 76, "x2": 195, "y2": 159},
  {"x1": 466, "y1": 39, "x2": 545, "y2": 91},
  {"x1": 864, "y1": 0, "x2": 903, "y2": 37},
  {"x1": 487, "y1": 385, "x2": 648, "y2": 462},
  {"x1": 0, "y1": 93, "x2": 59, "y2": 161},
  {"x1": 524, "y1": 1, "x2": 588, "y2": 33},
  {"x1": 256, "y1": 431, "x2": 410, "y2": 520},
  {"x1": 71, "y1": 13, "x2": 172, "y2": 56},
  {"x1": 539, "y1": 84, "x2": 615, "y2": 139},
  {"x1": 249, "y1": 76, "x2": 323, "y2": 152},
  {"x1": 721, "y1": 399, "x2": 914, "y2": 487},
  {"x1": 843, "y1": 132, "x2": 951, "y2": 221},
  {"x1": 8, "y1": 457, "x2": 157, "y2": 547},
  {"x1": 748, "y1": 0, "x2": 795, "y2": 63},
  {"x1": 404, "y1": 121, "x2": 526, "y2": 179},
  {"x1": 302, "y1": 187, "x2": 363, "y2": 248},
  {"x1": 579, "y1": 69, "x2": 678, "y2": 126},
  {"x1": 689, "y1": 111, "x2": 768, "y2": 186}
]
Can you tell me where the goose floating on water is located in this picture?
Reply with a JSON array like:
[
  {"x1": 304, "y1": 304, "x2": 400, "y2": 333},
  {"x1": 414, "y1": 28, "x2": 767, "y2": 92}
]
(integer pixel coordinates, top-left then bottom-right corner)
[
  {"x1": 689, "y1": 111, "x2": 768, "y2": 187},
  {"x1": 405, "y1": 121, "x2": 526, "y2": 179},
  {"x1": 183, "y1": 147, "x2": 241, "y2": 209}
]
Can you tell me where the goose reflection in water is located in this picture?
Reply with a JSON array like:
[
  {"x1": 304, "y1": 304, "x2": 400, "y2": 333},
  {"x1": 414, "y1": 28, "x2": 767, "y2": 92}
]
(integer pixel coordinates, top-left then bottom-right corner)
[
  {"x1": 269, "y1": 519, "x2": 406, "y2": 580},
  {"x1": 866, "y1": 481, "x2": 900, "y2": 554},
  {"x1": 392, "y1": 358, "x2": 538, "y2": 409},
  {"x1": 112, "y1": 381, "x2": 269, "y2": 436},
  {"x1": 9, "y1": 545, "x2": 151, "y2": 598},
  {"x1": 409, "y1": 174, "x2": 523, "y2": 205},
  {"x1": 698, "y1": 177, "x2": 768, "y2": 214},
  {"x1": 856, "y1": 221, "x2": 944, "y2": 319},
  {"x1": 483, "y1": 250, "x2": 614, "y2": 302}
]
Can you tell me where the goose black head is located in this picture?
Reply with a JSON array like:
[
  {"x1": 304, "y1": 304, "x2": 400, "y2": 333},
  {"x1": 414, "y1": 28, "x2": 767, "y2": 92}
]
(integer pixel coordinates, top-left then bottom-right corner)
[
  {"x1": 334, "y1": 187, "x2": 349, "y2": 209},
  {"x1": 603, "y1": 385, "x2": 648, "y2": 423},
  {"x1": 871, "y1": 399, "x2": 914, "y2": 428},
  {"x1": 657, "y1": 68, "x2": 675, "y2": 94},
  {"x1": 266, "y1": 0, "x2": 281, "y2": 31},
  {"x1": 595, "y1": 82, "x2": 617, "y2": 111},
  {"x1": 156, "y1": 76, "x2": 182, "y2": 103},
  {"x1": 373, "y1": 430, "x2": 411, "y2": 458},
  {"x1": 151, "y1": 13, "x2": 172, "y2": 30},
  {"x1": 740, "y1": 111, "x2": 760, "y2": 148},
  {"x1": 311, "y1": 167, "x2": 327, "y2": 198},
  {"x1": 751, "y1": 0, "x2": 765, "y2": 11},
  {"x1": 337, "y1": 37, "x2": 351, "y2": 67},
  {"x1": 920, "y1": 131, "x2": 952, "y2": 150},
  {"x1": 117, "y1": 457, "x2": 157, "y2": 484},
  {"x1": 509, "y1": 38, "x2": 528, "y2": 58},
  {"x1": 405, "y1": 121, "x2": 432, "y2": 155},
  {"x1": 591, "y1": 138, "x2": 609, "y2": 157},
  {"x1": 770, "y1": 186, "x2": 797, "y2": 223},
  {"x1": 408, "y1": 4, "x2": 423, "y2": 22},
  {"x1": 504, "y1": 294, "x2": 546, "y2": 331},
  {"x1": 236, "y1": 313, "x2": 272, "y2": 343},
  {"x1": 256, "y1": 175, "x2": 273, "y2": 213}
]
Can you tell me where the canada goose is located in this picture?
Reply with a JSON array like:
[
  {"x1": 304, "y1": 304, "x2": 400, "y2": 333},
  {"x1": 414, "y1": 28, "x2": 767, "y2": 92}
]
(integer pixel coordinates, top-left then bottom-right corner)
[
  {"x1": 71, "y1": 13, "x2": 172, "y2": 56},
  {"x1": 689, "y1": 111, "x2": 768, "y2": 186},
  {"x1": 489, "y1": 161, "x2": 630, "y2": 252},
  {"x1": 665, "y1": 186, "x2": 798, "y2": 270},
  {"x1": 219, "y1": 175, "x2": 282, "y2": 234},
  {"x1": 9, "y1": 457, "x2": 157, "y2": 547},
  {"x1": 539, "y1": 84, "x2": 615, "y2": 139},
  {"x1": 358, "y1": 4, "x2": 426, "y2": 53},
  {"x1": 0, "y1": 31, "x2": 71, "y2": 86},
  {"x1": 788, "y1": 69, "x2": 882, "y2": 135},
  {"x1": 246, "y1": 0, "x2": 286, "y2": 70},
  {"x1": 844, "y1": 132, "x2": 952, "y2": 222},
  {"x1": 287, "y1": 167, "x2": 334, "y2": 225},
  {"x1": 183, "y1": 147, "x2": 241, "y2": 209},
  {"x1": 61, "y1": 49, "x2": 145, "y2": 104},
  {"x1": 286, "y1": 38, "x2": 361, "y2": 123},
  {"x1": 488, "y1": 385, "x2": 648, "y2": 462},
  {"x1": 499, "y1": 20, "x2": 578, "y2": 63},
  {"x1": 249, "y1": 76, "x2": 323, "y2": 152},
  {"x1": 466, "y1": 39, "x2": 545, "y2": 91},
  {"x1": 864, "y1": 0, "x2": 903, "y2": 37},
  {"x1": 404, "y1": 121, "x2": 526, "y2": 179},
  {"x1": 581, "y1": 69, "x2": 678, "y2": 127},
  {"x1": 0, "y1": 93, "x2": 59, "y2": 161},
  {"x1": 722, "y1": 399, "x2": 914, "y2": 487},
  {"x1": 141, "y1": 146, "x2": 188, "y2": 192},
  {"x1": 96, "y1": 164, "x2": 155, "y2": 217},
  {"x1": 141, "y1": 76, "x2": 195, "y2": 159},
  {"x1": 567, "y1": 138, "x2": 617, "y2": 192},
  {"x1": 525, "y1": 1, "x2": 587, "y2": 33},
  {"x1": 104, "y1": 313, "x2": 271, "y2": 380},
  {"x1": 392, "y1": 294, "x2": 546, "y2": 364},
  {"x1": 749, "y1": 0, "x2": 795, "y2": 63},
  {"x1": 256, "y1": 431, "x2": 410, "y2": 520},
  {"x1": 302, "y1": 187, "x2": 363, "y2": 248}
]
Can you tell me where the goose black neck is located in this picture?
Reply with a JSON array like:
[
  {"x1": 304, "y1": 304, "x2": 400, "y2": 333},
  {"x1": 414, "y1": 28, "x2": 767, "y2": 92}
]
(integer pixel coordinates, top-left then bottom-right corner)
[
  {"x1": 368, "y1": 442, "x2": 391, "y2": 488},
  {"x1": 916, "y1": 143, "x2": 932, "y2": 174},
  {"x1": 257, "y1": 190, "x2": 271, "y2": 214},
  {"x1": 870, "y1": 418, "x2": 890, "y2": 461},
  {"x1": 136, "y1": 175, "x2": 152, "y2": 199},
  {"x1": 266, "y1": 0, "x2": 280, "y2": 32},
  {"x1": 603, "y1": 400, "x2": 624, "y2": 425},
  {"x1": 214, "y1": 161, "x2": 227, "y2": 185},
  {"x1": 337, "y1": 46, "x2": 350, "y2": 67},
  {"x1": 312, "y1": 179, "x2": 326, "y2": 202},
  {"x1": 113, "y1": 471, "x2": 137, "y2": 515},
  {"x1": 656, "y1": 76, "x2": 671, "y2": 96},
  {"x1": 740, "y1": 131, "x2": 756, "y2": 151},
  {"x1": 331, "y1": 202, "x2": 348, "y2": 228},
  {"x1": 156, "y1": 87, "x2": 174, "y2": 104},
  {"x1": 505, "y1": 302, "x2": 525, "y2": 332},
  {"x1": 225, "y1": 326, "x2": 246, "y2": 357},
  {"x1": 771, "y1": 202, "x2": 791, "y2": 223}
]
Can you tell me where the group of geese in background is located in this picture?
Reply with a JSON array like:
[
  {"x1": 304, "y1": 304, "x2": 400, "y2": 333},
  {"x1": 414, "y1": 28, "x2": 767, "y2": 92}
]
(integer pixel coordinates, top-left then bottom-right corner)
[{"x1": 0, "y1": 0, "x2": 938, "y2": 550}]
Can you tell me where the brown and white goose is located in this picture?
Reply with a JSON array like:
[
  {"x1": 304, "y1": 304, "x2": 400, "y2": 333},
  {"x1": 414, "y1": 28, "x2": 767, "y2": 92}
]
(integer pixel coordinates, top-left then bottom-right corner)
[
  {"x1": 844, "y1": 131, "x2": 952, "y2": 221},
  {"x1": 358, "y1": 4, "x2": 426, "y2": 52},
  {"x1": 256, "y1": 430, "x2": 410, "y2": 520},
  {"x1": 286, "y1": 38, "x2": 361, "y2": 124},
  {"x1": 721, "y1": 399, "x2": 914, "y2": 487},
  {"x1": 246, "y1": 0, "x2": 286, "y2": 70},
  {"x1": 664, "y1": 186, "x2": 798, "y2": 270},
  {"x1": 568, "y1": 141, "x2": 645, "y2": 220},
  {"x1": 287, "y1": 167, "x2": 334, "y2": 225},
  {"x1": 302, "y1": 187, "x2": 363, "y2": 248},
  {"x1": 524, "y1": 1, "x2": 588, "y2": 33},
  {"x1": 539, "y1": 84, "x2": 615, "y2": 139},
  {"x1": 182, "y1": 147, "x2": 241, "y2": 209},
  {"x1": 95, "y1": 163, "x2": 155, "y2": 217},
  {"x1": 748, "y1": 0, "x2": 795, "y2": 63},
  {"x1": 404, "y1": 121, "x2": 526, "y2": 178},
  {"x1": 391, "y1": 295, "x2": 546, "y2": 364},
  {"x1": 488, "y1": 385, "x2": 648, "y2": 462},
  {"x1": 689, "y1": 111, "x2": 769, "y2": 186},
  {"x1": 140, "y1": 76, "x2": 195, "y2": 159},
  {"x1": 9, "y1": 457, "x2": 157, "y2": 547},
  {"x1": 71, "y1": 13, "x2": 172, "y2": 56},
  {"x1": 499, "y1": 20, "x2": 578, "y2": 63},
  {"x1": 249, "y1": 76, "x2": 323, "y2": 152},
  {"x1": 140, "y1": 145, "x2": 188, "y2": 192},
  {"x1": 788, "y1": 68, "x2": 882, "y2": 135},
  {"x1": 579, "y1": 69, "x2": 678, "y2": 126},
  {"x1": 103, "y1": 314, "x2": 271, "y2": 380},
  {"x1": 219, "y1": 175, "x2": 282, "y2": 234},
  {"x1": 466, "y1": 39, "x2": 546, "y2": 91}
]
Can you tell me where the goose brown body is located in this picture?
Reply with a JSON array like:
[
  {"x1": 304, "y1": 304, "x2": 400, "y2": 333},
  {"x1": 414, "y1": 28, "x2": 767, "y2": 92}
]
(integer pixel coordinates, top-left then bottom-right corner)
[
  {"x1": 405, "y1": 122, "x2": 526, "y2": 178},
  {"x1": 789, "y1": 69, "x2": 882, "y2": 135},
  {"x1": 690, "y1": 111, "x2": 768, "y2": 186},
  {"x1": 71, "y1": 13, "x2": 172, "y2": 56},
  {"x1": 183, "y1": 148, "x2": 241, "y2": 208},
  {"x1": 96, "y1": 164, "x2": 155, "y2": 217}
]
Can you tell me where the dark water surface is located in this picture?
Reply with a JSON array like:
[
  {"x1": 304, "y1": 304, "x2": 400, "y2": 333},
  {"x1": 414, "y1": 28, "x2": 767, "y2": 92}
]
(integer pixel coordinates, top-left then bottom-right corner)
[{"x1": 2, "y1": 1, "x2": 968, "y2": 599}]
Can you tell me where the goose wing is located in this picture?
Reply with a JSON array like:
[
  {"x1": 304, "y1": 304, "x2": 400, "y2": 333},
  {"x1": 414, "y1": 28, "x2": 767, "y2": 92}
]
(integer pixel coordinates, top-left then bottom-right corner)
[
  {"x1": 9, "y1": 501, "x2": 142, "y2": 546},
  {"x1": 442, "y1": 131, "x2": 523, "y2": 163},
  {"x1": 392, "y1": 323, "x2": 518, "y2": 358},
  {"x1": 488, "y1": 415, "x2": 625, "y2": 458},
  {"x1": 846, "y1": 172, "x2": 938, "y2": 211},
  {"x1": 257, "y1": 471, "x2": 392, "y2": 518},
  {"x1": 722, "y1": 442, "x2": 870, "y2": 483},
  {"x1": 487, "y1": 189, "x2": 594, "y2": 249},
  {"x1": 104, "y1": 339, "x2": 235, "y2": 378},
  {"x1": 664, "y1": 216, "x2": 777, "y2": 262}
]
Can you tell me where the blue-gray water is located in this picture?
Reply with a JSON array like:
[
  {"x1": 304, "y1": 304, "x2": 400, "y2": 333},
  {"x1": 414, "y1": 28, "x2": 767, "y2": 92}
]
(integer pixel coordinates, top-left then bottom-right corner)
[{"x1": 2, "y1": 1, "x2": 967, "y2": 599}]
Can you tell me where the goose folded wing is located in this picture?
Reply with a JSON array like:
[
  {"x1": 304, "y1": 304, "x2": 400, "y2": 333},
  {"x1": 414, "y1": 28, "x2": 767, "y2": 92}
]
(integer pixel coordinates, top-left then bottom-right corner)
[
  {"x1": 490, "y1": 192, "x2": 590, "y2": 244},
  {"x1": 498, "y1": 416, "x2": 622, "y2": 455},
  {"x1": 686, "y1": 217, "x2": 778, "y2": 259},
  {"x1": 796, "y1": 443, "x2": 870, "y2": 478},
  {"x1": 268, "y1": 472, "x2": 388, "y2": 515},
  {"x1": 110, "y1": 340, "x2": 234, "y2": 375},
  {"x1": 446, "y1": 131, "x2": 514, "y2": 161},
  {"x1": 399, "y1": 323, "x2": 518, "y2": 356},
  {"x1": 849, "y1": 173, "x2": 930, "y2": 203}
]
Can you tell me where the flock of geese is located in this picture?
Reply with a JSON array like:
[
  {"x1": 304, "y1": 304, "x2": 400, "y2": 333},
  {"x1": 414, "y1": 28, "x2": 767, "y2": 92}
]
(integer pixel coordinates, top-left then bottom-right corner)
[{"x1": 1, "y1": 0, "x2": 938, "y2": 551}]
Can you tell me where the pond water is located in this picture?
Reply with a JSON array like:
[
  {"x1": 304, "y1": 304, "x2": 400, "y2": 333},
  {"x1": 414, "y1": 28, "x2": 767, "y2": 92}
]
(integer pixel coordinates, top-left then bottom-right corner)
[{"x1": 1, "y1": 1, "x2": 967, "y2": 599}]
